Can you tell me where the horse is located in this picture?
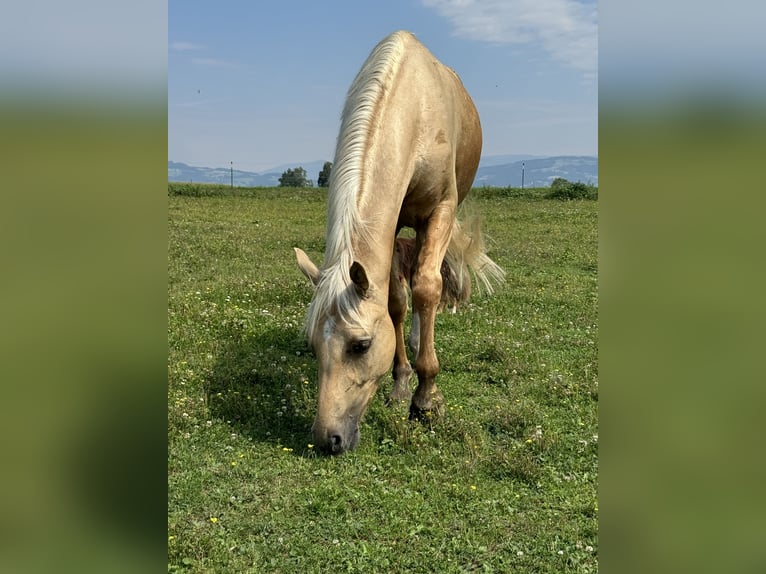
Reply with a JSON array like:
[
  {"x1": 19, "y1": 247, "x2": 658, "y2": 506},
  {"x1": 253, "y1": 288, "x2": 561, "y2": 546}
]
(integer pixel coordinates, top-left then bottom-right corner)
[{"x1": 294, "y1": 31, "x2": 504, "y2": 455}]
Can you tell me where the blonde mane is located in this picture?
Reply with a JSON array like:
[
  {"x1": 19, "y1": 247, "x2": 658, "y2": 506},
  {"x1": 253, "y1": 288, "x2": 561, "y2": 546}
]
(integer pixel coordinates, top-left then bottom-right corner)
[{"x1": 304, "y1": 32, "x2": 408, "y2": 338}]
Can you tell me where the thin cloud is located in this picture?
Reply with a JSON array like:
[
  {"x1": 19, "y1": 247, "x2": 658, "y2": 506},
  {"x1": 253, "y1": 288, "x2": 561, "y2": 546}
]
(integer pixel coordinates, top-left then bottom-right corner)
[
  {"x1": 423, "y1": 0, "x2": 597, "y2": 78},
  {"x1": 170, "y1": 41, "x2": 205, "y2": 52},
  {"x1": 191, "y1": 57, "x2": 239, "y2": 69},
  {"x1": 170, "y1": 41, "x2": 238, "y2": 68}
]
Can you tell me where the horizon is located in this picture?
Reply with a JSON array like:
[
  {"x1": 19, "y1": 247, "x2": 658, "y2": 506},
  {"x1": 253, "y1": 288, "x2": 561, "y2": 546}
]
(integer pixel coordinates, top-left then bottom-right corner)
[
  {"x1": 168, "y1": 154, "x2": 599, "y2": 188},
  {"x1": 169, "y1": 152, "x2": 599, "y2": 177}
]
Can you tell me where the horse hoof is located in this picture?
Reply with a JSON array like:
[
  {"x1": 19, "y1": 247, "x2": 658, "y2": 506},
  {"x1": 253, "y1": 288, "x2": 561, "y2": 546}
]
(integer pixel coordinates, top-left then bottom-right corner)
[{"x1": 408, "y1": 402, "x2": 444, "y2": 422}]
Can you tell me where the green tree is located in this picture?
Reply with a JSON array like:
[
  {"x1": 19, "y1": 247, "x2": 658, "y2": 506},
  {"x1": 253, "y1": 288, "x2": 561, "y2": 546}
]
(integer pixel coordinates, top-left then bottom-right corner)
[
  {"x1": 550, "y1": 177, "x2": 570, "y2": 193},
  {"x1": 278, "y1": 166, "x2": 312, "y2": 187},
  {"x1": 546, "y1": 177, "x2": 597, "y2": 200},
  {"x1": 317, "y1": 161, "x2": 332, "y2": 187}
]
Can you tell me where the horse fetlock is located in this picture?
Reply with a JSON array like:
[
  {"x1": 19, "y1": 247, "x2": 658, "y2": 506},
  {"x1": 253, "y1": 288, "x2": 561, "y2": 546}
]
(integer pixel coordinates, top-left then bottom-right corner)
[
  {"x1": 414, "y1": 355, "x2": 440, "y2": 383},
  {"x1": 387, "y1": 385, "x2": 412, "y2": 405},
  {"x1": 388, "y1": 365, "x2": 413, "y2": 404}
]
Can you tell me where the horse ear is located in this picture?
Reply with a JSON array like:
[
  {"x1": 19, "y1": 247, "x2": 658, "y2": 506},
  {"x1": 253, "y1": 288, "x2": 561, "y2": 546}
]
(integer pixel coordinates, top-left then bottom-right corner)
[
  {"x1": 294, "y1": 247, "x2": 320, "y2": 287},
  {"x1": 349, "y1": 261, "x2": 369, "y2": 296}
]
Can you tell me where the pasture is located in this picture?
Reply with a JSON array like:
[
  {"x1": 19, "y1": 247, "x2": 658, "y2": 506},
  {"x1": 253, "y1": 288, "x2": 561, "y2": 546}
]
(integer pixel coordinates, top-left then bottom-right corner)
[{"x1": 168, "y1": 185, "x2": 598, "y2": 572}]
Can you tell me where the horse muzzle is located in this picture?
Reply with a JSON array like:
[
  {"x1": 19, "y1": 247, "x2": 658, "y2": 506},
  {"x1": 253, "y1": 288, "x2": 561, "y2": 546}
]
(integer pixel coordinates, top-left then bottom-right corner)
[{"x1": 312, "y1": 419, "x2": 360, "y2": 455}]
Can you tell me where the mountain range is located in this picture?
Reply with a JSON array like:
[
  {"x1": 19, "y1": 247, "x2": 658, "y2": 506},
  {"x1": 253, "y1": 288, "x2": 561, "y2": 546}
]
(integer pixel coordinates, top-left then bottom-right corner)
[
  {"x1": 474, "y1": 155, "x2": 598, "y2": 187},
  {"x1": 169, "y1": 155, "x2": 597, "y2": 188}
]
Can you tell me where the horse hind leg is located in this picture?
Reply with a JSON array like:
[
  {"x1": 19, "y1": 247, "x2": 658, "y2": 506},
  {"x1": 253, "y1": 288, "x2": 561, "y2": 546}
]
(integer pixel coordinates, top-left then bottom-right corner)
[
  {"x1": 408, "y1": 311, "x2": 420, "y2": 356},
  {"x1": 387, "y1": 252, "x2": 413, "y2": 404}
]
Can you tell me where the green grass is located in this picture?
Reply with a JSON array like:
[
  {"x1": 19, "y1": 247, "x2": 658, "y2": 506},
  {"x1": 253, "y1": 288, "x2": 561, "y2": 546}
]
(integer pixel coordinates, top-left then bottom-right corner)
[{"x1": 168, "y1": 186, "x2": 598, "y2": 573}]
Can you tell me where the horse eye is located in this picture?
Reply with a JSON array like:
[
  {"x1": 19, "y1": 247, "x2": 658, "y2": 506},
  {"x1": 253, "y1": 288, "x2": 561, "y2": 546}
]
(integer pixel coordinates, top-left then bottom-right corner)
[{"x1": 349, "y1": 338, "x2": 372, "y2": 355}]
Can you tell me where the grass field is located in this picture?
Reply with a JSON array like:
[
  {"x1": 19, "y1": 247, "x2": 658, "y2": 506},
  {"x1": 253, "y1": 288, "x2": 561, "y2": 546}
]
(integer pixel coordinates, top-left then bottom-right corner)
[{"x1": 168, "y1": 185, "x2": 598, "y2": 573}]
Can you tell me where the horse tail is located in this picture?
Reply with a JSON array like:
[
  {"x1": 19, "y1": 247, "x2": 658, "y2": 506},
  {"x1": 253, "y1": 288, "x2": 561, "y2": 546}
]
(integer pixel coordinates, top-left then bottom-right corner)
[{"x1": 445, "y1": 214, "x2": 505, "y2": 298}]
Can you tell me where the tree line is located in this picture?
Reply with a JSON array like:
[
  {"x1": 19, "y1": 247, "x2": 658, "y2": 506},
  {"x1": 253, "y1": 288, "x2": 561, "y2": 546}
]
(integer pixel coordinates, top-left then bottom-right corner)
[
  {"x1": 278, "y1": 162, "x2": 332, "y2": 187},
  {"x1": 278, "y1": 164, "x2": 595, "y2": 200}
]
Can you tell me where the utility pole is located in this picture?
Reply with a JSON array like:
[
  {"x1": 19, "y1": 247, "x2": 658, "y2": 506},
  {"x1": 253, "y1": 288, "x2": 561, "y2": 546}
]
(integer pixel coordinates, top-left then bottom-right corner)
[
  {"x1": 230, "y1": 161, "x2": 233, "y2": 188},
  {"x1": 521, "y1": 162, "x2": 525, "y2": 189}
]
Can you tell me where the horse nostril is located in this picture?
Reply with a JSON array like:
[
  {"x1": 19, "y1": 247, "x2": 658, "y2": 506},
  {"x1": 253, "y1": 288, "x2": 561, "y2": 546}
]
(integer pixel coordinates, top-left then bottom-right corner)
[
  {"x1": 329, "y1": 434, "x2": 343, "y2": 454},
  {"x1": 313, "y1": 426, "x2": 352, "y2": 455}
]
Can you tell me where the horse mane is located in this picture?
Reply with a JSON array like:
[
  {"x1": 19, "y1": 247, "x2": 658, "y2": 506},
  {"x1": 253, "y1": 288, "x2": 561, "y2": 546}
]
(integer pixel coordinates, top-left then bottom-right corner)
[{"x1": 304, "y1": 32, "x2": 410, "y2": 338}]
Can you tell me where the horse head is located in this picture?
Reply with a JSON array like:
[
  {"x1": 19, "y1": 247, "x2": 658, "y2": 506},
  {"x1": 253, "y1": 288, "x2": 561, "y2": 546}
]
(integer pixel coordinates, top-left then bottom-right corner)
[{"x1": 295, "y1": 248, "x2": 395, "y2": 454}]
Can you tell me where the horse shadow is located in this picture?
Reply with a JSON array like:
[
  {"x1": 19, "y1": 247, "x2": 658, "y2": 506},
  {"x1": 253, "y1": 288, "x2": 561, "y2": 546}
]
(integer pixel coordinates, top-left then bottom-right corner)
[{"x1": 205, "y1": 324, "x2": 317, "y2": 452}]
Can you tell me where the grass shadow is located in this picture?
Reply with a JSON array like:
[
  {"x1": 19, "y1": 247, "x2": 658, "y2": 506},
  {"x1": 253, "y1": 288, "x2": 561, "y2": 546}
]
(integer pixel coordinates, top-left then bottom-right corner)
[{"x1": 205, "y1": 324, "x2": 317, "y2": 452}]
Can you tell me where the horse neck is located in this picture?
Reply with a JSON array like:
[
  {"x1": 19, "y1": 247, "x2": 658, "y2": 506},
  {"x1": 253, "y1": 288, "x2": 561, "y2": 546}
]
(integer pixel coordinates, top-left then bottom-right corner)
[
  {"x1": 326, "y1": 66, "x2": 421, "y2": 294},
  {"x1": 353, "y1": 147, "x2": 415, "y2": 292},
  {"x1": 354, "y1": 238, "x2": 393, "y2": 299}
]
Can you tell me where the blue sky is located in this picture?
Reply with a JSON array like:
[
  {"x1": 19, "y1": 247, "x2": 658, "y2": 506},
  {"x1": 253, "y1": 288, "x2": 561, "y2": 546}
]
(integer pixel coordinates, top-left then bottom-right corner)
[{"x1": 169, "y1": 0, "x2": 598, "y2": 173}]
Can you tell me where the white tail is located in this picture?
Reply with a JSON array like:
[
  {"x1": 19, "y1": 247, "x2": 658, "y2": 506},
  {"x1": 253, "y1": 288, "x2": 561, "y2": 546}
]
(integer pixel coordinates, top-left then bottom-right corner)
[{"x1": 445, "y1": 215, "x2": 505, "y2": 296}]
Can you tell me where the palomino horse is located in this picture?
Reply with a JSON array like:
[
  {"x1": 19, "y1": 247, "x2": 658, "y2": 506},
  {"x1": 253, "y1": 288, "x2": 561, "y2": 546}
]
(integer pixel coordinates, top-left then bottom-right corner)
[{"x1": 295, "y1": 31, "x2": 503, "y2": 454}]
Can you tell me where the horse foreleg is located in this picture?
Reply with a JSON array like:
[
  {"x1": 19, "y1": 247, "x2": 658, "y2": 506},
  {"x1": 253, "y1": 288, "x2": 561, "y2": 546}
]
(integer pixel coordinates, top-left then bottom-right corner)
[
  {"x1": 409, "y1": 205, "x2": 454, "y2": 420},
  {"x1": 388, "y1": 254, "x2": 413, "y2": 404}
]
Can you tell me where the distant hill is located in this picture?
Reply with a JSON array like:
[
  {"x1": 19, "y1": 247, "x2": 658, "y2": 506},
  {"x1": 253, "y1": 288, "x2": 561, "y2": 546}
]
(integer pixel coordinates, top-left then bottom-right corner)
[
  {"x1": 474, "y1": 156, "x2": 598, "y2": 187},
  {"x1": 168, "y1": 161, "x2": 283, "y2": 187},
  {"x1": 169, "y1": 155, "x2": 597, "y2": 188},
  {"x1": 477, "y1": 154, "x2": 545, "y2": 168},
  {"x1": 168, "y1": 160, "x2": 331, "y2": 187}
]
